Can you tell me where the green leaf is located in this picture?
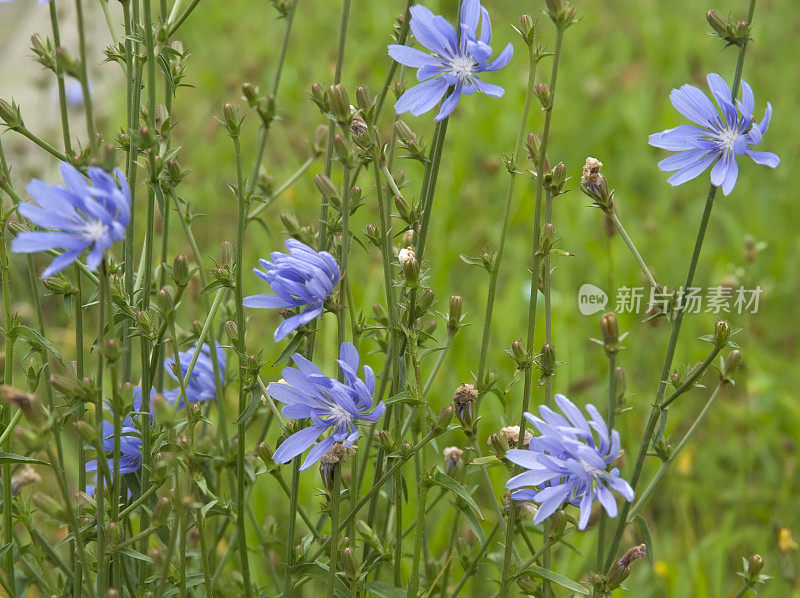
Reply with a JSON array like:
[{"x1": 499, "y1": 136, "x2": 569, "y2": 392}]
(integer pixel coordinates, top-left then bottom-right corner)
[
  {"x1": 632, "y1": 513, "x2": 655, "y2": 568},
  {"x1": 468, "y1": 455, "x2": 501, "y2": 467},
  {"x1": 10, "y1": 325, "x2": 63, "y2": 362},
  {"x1": 118, "y1": 547, "x2": 153, "y2": 563},
  {"x1": 457, "y1": 500, "x2": 485, "y2": 545},
  {"x1": 234, "y1": 391, "x2": 261, "y2": 425},
  {"x1": 430, "y1": 471, "x2": 483, "y2": 521},
  {"x1": 364, "y1": 581, "x2": 406, "y2": 598},
  {"x1": 290, "y1": 563, "x2": 350, "y2": 597},
  {"x1": 459, "y1": 254, "x2": 487, "y2": 269},
  {"x1": 520, "y1": 564, "x2": 590, "y2": 595},
  {"x1": 0, "y1": 452, "x2": 49, "y2": 466},
  {"x1": 271, "y1": 331, "x2": 306, "y2": 367},
  {"x1": 383, "y1": 390, "x2": 420, "y2": 406}
]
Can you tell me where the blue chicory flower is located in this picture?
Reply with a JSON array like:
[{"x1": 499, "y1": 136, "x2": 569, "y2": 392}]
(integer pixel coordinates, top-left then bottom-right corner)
[
  {"x1": 162, "y1": 343, "x2": 226, "y2": 408},
  {"x1": 243, "y1": 239, "x2": 340, "y2": 342},
  {"x1": 388, "y1": 0, "x2": 513, "y2": 121},
  {"x1": 649, "y1": 73, "x2": 779, "y2": 196},
  {"x1": 505, "y1": 394, "x2": 634, "y2": 530},
  {"x1": 269, "y1": 342, "x2": 385, "y2": 471},
  {"x1": 10, "y1": 162, "x2": 131, "y2": 277}
]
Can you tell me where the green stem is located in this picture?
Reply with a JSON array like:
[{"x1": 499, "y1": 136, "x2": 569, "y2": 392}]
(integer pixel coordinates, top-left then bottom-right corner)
[
  {"x1": 449, "y1": 520, "x2": 501, "y2": 598},
  {"x1": 231, "y1": 130, "x2": 253, "y2": 597},
  {"x1": 607, "y1": 211, "x2": 658, "y2": 289},
  {"x1": 75, "y1": 0, "x2": 98, "y2": 154},
  {"x1": 96, "y1": 263, "x2": 109, "y2": 596},
  {"x1": 499, "y1": 22, "x2": 567, "y2": 598},
  {"x1": 48, "y1": 1, "x2": 73, "y2": 155},
  {"x1": 283, "y1": 460, "x2": 301, "y2": 597},
  {"x1": 595, "y1": 353, "x2": 616, "y2": 592},
  {"x1": 629, "y1": 381, "x2": 726, "y2": 519},
  {"x1": 327, "y1": 467, "x2": 341, "y2": 598}
]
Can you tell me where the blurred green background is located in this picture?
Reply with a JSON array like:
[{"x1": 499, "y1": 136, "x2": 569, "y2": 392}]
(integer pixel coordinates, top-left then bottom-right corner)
[{"x1": 3, "y1": 0, "x2": 799, "y2": 595}]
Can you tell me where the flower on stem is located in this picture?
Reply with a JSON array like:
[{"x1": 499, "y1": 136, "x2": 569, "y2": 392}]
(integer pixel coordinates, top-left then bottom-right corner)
[
  {"x1": 506, "y1": 394, "x2": 634, "y2": 530},
  {"x1": 269, "y1": 342, "x2": 384, "y2": 470},
  {"x1": 388, "y1": 0, "x2": 513, "y2": 121},
  {"x1": 85, "y1": 398, "x2": 143, "y2": 494},
  {"x1": 162, "y1": 343, "x2": 226, "y2": 408},
  {"x1": 10, "y1": 162, "x2": 131, "y2": 277},
  {"x1": 649, "y1": 73, "x2": 779, "y2": 196},
  {"x1": 243, "y1": 239, "x2": 340, "y2": 341}
]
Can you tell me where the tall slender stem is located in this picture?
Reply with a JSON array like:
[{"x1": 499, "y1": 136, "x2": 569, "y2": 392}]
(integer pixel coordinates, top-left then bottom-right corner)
[
  {"x1": 75, "y1": 0, "x2": 98, "y2": 153},
  {"x1": 231, "y1": 130, "x2": 253, "y2": 597},
  {"x1": 96, "y1": 263, "x2": 109, "y2": 596},
  {"x1": 327, "y1": 467, "x2": 341, "y2": 598},
  {"x1": 605, "y1": 1, "x2": 755, "y2": 565},
  {"x1": 48, "y1": 1, "x2": 73, "y2": 155},
  {"x1": 499, "y1": 22, "x2": 567, "y2": 598}
]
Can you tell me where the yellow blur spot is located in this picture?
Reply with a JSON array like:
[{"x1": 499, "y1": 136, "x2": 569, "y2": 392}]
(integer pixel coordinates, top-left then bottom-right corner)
[
  {"x1": 654, "y1": 560, "x2": 669, "y2": 578},
  {"x1": 25, "y1": 585, "x2": 41, "y2": 598},
  {"x1": 217, "y1": 537, "x2": 228, "y2": 559},
  {"x1": 779, "y1": 527, "x2": 798, "y2": 553},
  {"x1": 676, "y1": 448, "x2": 694, "y2": 476}
]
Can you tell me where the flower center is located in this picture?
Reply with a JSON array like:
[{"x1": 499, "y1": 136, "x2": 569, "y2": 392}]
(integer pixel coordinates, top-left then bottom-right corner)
[
  {"x1": 325, "y1": 401, "x2": 352, "y2": 426},
  {"x1": 447, "y1": 54, "x2": 476, "y2": 81},
  {"x1": 83, "y1": 219, "x2": 108, "y2": 242},
  {"x1": 717, "y1": 127, "x2": 740, "y2": 154}
]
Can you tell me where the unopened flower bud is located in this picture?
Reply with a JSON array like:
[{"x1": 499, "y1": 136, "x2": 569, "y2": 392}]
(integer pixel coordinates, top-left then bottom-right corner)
[
  {"x1": 219, "y1": 241, "x2": 234, "y2": 267},
  {"x1": 488, "y1": 432, "x2": 510, "y2": 456},
  {"x1": 257, "y1": 441, "x2": 274, "y2": 465},
  {"x1": 157, "y1": 286, "x2": 175, "y2": 315},
  {"x1": 747, "y1": 554, "x2": 764, "y2": 579},
  {"x1": 222, "y1": 102, "x2": 242, "y2": 136},
  {"x1": 447, "y1": 295, "x2": 462, "y2": 335},
  {"x1": 333, "y1": 133, "x2": 352, "y2": 166},
  {"x1": 224, "y1": 320, "x2": 238, "y2": 343},
  {"x1": 43, "y1": 274, "x2": 78, "y2": 296},
  {"x1": 242, "y1": 82, "x2": 258, "y2": 102},
  {"x1": 535, "y1": 83, "x2": 551, "y2": 108},
  {"x1": 510, "y1": 340, "x2": 528, "y2": 368},
  {"x1": 706, "y1": 10, "x2": 730, "y2": 39},
  {"x1": 722, "y1": 349, "x2": 742, "y2": 381},
  {"x1": 365, "y1": 224, "x2": 380, "y2": 247},
  {"x1": 433, "y1": 405, "x2": 454, "y2": 434},
  {"x1": 600, "y1": 312, "x2": 620, "y2": 355},
  {"x1": 314, "y1": 173, "x2": 340, "y2": 200},
  {"x1": 518, "y1": 14, "x2": 535, "y2": 45},
  {"x1": 310, "y1": 83, "x2": 329, "y2": 113},
  {"x1": 355, "y1": 85, "x2": 372, "y2": 115},
  {"x1": 417, "y1": 288, "x2": 435, "y2": 317},
  {"x1": 172, "y1": 254, "x2": 190, "y2": 287},
  {"x1": 328, "y1": 84, "x2": 352, "y2": 125},
  {"x1": 342, "y1": 544, "x2": 358, "y2": 578},
  {"x1": 0, "y1": 99, "x2": 24, "y2": 130},
  {"x1": 526, "y1": 132, "x2": 541, "y2": 164},
  {"x1": 33, "y1": 492, "x2": 67, "y2": 521},
  {"x1": 713, "y1": 320, "x2": 731, "y2": 348},
  {"x1": 516, "y1": 575, "x2": 539, "y2": 595},
  {"x1": 443, "y1": 446, "x2": 463, "y2": 475},
  {"x1": 378, "y1": 429, "x2": 395, "y2": 451},
  {"x1": 539, "y1": 343, "x2": 556, "y2": 377},
  {"x1": 614, "y1": 366, "x2": 627, "y2": 400},
  {"x1": 103, "y1": 338, "x2": 120, "y2": 363},
  {"x1": 138, "y1": 125, "x2": 156, "y2": 149},
  {"x1": 453, "y1": 383, "x2": 478, "y2": 436},
  {"x1": 550, "y1": 161, "x2": 566, "y2": 193}
]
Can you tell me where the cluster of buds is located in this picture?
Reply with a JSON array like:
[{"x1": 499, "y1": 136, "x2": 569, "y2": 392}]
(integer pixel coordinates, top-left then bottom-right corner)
[
  {"x1": 580, "y1": 157, "x2": 613, "y2": 212},
  {"x1": 30, "y1": 34, "x2": 57, "y2": 72},
  {"x1": 0, "y1": 99, "x2": 24, "y2": 130},
  {"x1": 395, "y1": 120, "x2": 427, "y2": 162},
  {"x1": 269, "y1": 0, "x2": 293, "y2": 18},
  {"x1": 242, "y1": 82, "x2": 277, "y2": 127},
  {"x1": 706, "y1": 10, "x2": 751, "y2": 47},
  {"x1": 453, "y1": 383, "x2": 478, "y2": 436},
  {"x1": 545, "y1": 0, "x2": 580, "y2": 30}
]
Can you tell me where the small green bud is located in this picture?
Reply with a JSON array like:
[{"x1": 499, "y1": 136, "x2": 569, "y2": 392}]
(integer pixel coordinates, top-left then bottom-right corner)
[
  {"x1": 314, "y1": 173, "x2": 340, "y2": 200},
  {"x1": 152, "y1": 497, "x2": 171, "y2": 527},
  {"x1": 600, "y1": 312, "x2": 620, "y2": 355},
  {"x1": 722, "y1": 349, "x2": 742, "y2": 382},
  {"x1": 328, "y1": 84, "x2": 352, "y2": 125},
  {"x1": 607, "y1": 544, "x2": 647, "y2": 590},
  {"x1": 0, "y1": 99, "x2": 24, "y2": 129},
  {"x1": 43, "y1": 274, "x2": 78, "y2": 296},
  {"x1": 747, "y1": 554, "x2": 764, "y2": 579},
  {"x1": 138, "y1": 125, "x2": 156, "y2": 149},
  {"x1": 433, "y1": 405, "x2": 454, "y2": 434},
  {"x1": 378, "y1": 429, "x2": 394, "y2": 451},
  {"x1": 172, "y1": 254, "x2": 190, "y2": 287},
  {"x1": 526, "y1": 132, "x2": 541, "y2": 164},
  {"x1": 518, "y1": 14, "x2": 535, "y2": 45},
  {"x1": 510, "y1": 339, "x2": 528, "y2": 368},
  {"x1": 157, "y1": 286, "x2": 175, "y2": 315},
  {"x1": 447, "y1": 295, "x2": 462, "y2": 335},
  {"x1": 355, "y1": 85, "x2": 372, "y2": 115},
  {"x1": 550, "y1": 161, "x2": 567, "y2": 193},
  {"x1": 333, "y1": 133, "x2": 352, "y2": 166},
  {"x1": 714, "y1": 320, "x2": 731, "y2": 348},
  {"x1": 516, "y1": 575, "x2": 540, "y2": 595},
  {"x1": 310, "y1": 83, "x2": 330, "y2": 114},
  {"x1": 222, "y1": 102, "x2": 242, "y2": 136},
  {"x1": 33, "y1": 492, "x2": 67, "y2": 521},
  {"x1": 54, "y1": 47, "x2": 80, "y2": 78},
  {"x1": 220, "y1": 241, "x2": 234, "y2": 267},
  {"x1": 224, "y1": 320, "x2": 238, "y2": 343},
  {"x1": 257, "y1": 441, "x2": 274, "y2": 465},
  {"x1": 706, "y1": 10, "x2": 730, "y2": 39},
  {"x1": 342, "y1": 545, "x2": 358, "y2": 579},
  {"x1": 103, "y1": 338, "x2": 120, "y2": 363},
  {"x1": 488, "y1": 433, "x2": 510, "y2": 457},
  {"x1": 535, "y1": 83, "x2": 551, "y2": 108},
  {"x1": 241, "y1": 82, "x2": 258, "y2": 103},
  {"x1": 540, "y1": 343, "x2": 556, "y2": 377},
  {"x1": 365, "y1": 223, "x2": 381, "y2": 248}
]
